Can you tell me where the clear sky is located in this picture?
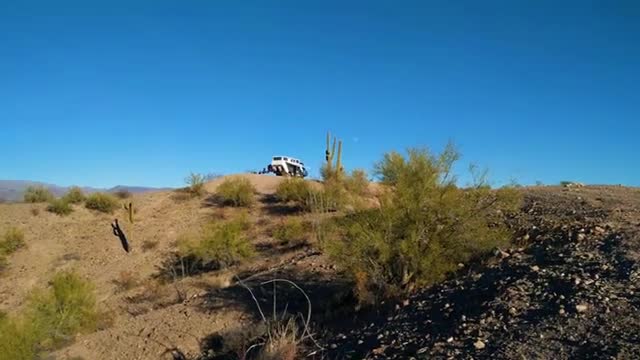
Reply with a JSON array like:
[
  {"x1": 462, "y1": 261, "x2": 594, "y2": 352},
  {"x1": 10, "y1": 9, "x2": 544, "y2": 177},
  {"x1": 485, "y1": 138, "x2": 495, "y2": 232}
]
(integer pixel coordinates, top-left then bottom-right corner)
[{"x1": 1, "y1": 1, "x2": 638, "y2": 188}]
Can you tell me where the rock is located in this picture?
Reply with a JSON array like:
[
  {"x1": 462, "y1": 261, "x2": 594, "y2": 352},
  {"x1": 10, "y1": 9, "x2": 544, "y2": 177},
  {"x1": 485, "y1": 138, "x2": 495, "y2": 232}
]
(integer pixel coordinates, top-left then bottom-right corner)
[
  {"x1": 577, "y1": 233, "x2": 586, "y2": 241},
  {"x1": 494, "y1": 248, "x2": 510, "y2": 258},
  {"x1": 594, "y1": 226, "x2": 605, "y2": 234},
  {"x1": 531, "y1": 265, "x2": 540, "y2": 272},
  {"x1": 509, "y1": 307, "x2": 517, "y2": 316},
  {"x1": 474, "y1": 340, "x2": 486, "y2": 350},
  {"x1": 576, "y1": 304, "x2": 589, "y2": 313},
  {"x1": 447, "y1": 337, "x2": 454, "y2": 343}
]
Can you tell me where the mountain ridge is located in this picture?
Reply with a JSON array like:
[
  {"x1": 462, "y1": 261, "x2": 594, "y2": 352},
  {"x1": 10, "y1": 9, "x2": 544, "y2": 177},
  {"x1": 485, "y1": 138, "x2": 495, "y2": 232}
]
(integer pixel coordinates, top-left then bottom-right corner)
[{"x1": 0, "y1": 180, "x2": 169, "y2": 202}]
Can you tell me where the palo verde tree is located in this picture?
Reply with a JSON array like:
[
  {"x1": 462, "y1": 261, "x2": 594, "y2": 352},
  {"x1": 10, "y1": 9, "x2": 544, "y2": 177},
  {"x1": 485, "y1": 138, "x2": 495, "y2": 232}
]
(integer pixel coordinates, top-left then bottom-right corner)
[{"x1": 324, "y1": 143, "x2": 522, "y2": 304}]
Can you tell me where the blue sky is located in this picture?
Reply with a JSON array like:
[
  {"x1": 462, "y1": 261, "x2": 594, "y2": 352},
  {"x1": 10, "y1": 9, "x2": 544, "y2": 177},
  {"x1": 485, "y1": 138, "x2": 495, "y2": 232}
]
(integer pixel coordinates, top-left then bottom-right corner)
[{"x1": 1, "y1": 1, "x2": 638, "y2": 188}]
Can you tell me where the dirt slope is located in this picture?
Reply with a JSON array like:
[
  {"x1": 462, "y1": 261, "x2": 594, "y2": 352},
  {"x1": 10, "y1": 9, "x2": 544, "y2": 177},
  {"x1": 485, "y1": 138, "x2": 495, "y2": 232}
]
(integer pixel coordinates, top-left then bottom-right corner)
[
  {"x1": 0, "y1": 174, "x2": 306, "y2": 359},
  {"x1": 1, "y1": 179, "x2": 640, "y2": 359}
]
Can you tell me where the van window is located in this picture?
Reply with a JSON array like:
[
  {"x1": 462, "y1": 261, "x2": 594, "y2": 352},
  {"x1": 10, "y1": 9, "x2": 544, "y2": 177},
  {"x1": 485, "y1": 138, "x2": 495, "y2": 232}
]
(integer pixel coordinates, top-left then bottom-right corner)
[{"x1": 273, "y1": 157, "x2": 282, "y2": 160}]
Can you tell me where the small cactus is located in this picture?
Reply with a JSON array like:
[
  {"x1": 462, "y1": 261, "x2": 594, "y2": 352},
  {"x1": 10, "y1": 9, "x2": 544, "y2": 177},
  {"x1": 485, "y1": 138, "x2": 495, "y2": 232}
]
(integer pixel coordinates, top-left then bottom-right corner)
[{"x1": 123, "y1": 202, "x2": 134, "y2": 223}]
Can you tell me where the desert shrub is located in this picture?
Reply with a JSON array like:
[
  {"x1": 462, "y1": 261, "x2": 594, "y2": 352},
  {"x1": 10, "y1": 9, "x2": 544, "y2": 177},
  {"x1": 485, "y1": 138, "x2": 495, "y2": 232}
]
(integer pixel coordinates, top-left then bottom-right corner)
[
  {"x1": 0, "y1": 227, "x2": 26, "y2": 255},
  {"x1": 85, "y1": 193, "x2": 119, "y2": 214},
  {"x1": 47, "y1": 199, "x2": 73, "y2": 216},
  {"x1": 318, "y1": 168, "x2": 369, "y2": 212},
  {"x1": 0, "y1": 271, "x2": 98, "y2": 358},
  {"x1": 274, "y1": 178, "x2": 342, "y2": 212},
  {"x1": 177, "y1": 215, "x2": 254, "y2": 269},
  {"x1": 185, "y1": 172, "x2": 207, "y2": 197},
  {"x1": 344, "y1": 169, "x2": 370, "y2": 197},
  {"x1": 272, "y1": 218, "x2": 309, "y2": 245},
  {"x1": 62, "y1": 187, "x2": 85, "y2": 204},
  {"x1": 216, "y1": 178, "x2": 256, "y2": 207},
  {"x1": 27, "y1": 271, "x2": 98, "y2": 347},
  {"x1": 1, "y1": 227, "x2": 25, "y2": 271},
  {"x1": 113, "y1": 189, "x2": 132, "y2": 199},
  {"x1": 324, "y1": 145, "x2": 522, "y2": 304},
  {"x1": 23, "y1": 186, "x2": 54, "y2": 203},
  {"x1": 275, "y1": 178, "x2": 313, "y2": 204},
  {"x1": 31, "y1": 207, "x2": 40, "y2": 216},
  {"x1": 0, "y1": 315, "x2": 39, "y2": 360},
  {"x1": 318, "y1": 177, "x2": 350, "y2": 212},
  {"x1": 320, "y1": 158, "x2": 348, "y2": 183}
]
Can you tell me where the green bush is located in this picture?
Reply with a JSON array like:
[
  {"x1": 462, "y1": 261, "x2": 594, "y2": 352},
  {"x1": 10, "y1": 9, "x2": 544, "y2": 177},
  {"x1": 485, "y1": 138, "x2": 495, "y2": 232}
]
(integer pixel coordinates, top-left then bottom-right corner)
[
  {"x1": 27, "y1": 271, "x2": 98, "y2": 347},
  {"x1": 0, "y1": 227, "x2": 25, "y2": 255},
  {"x1": 272, "y1": 218, "x2": 309, "y2": 245},
  {"x1": 0, "y1": 315, "x2": 39, "y2": 360},
  {"x1": 62, "y1": 187, "x2": 85, "y2": 204},
  {"x1": 23, "y1": 186, "x2": 54, "y2": 203},
  {"x1": 315, "y1": 168, "x2": 370, "y2": 212},
  {"x1": 216, "y1": 178, "x2": 256, "y2": 207},
  {"x1": 185, "y1": 172, "x2": 207, "y2": 197},
  {"x1": 0, "y1": 228, "x2": 25, "y2": 273},
  {"x1": 85, "y1": 193, "x2": 119, "y2": 214},
  {"x1": 178, "y1": 216, "x2": 254, "y2": 268},
  {"x1": 0, "y1": 271, "x2": 98, "y2": 359},
  {"x1": 47, "y1": 199, "x2": 73, "y2": 216},
  {"x1": 344, "y1": 169, "x2": 370, "y2": 197},
  {"x1": 324, "y1": 145, "x2": 522, "y2": 305},
  {"x1": 275, "y1": 178, "x2": 313, "y2": 204}
]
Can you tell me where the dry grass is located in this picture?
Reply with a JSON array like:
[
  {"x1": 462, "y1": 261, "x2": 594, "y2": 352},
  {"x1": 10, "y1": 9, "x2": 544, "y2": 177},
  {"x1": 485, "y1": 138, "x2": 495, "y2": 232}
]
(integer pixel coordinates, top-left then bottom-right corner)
[
  {"x1": 256, "y1": 318, "x2": 299, "y2": 360},
  {"x1": 112, "y1": 270, "x2": 140, "y2": 292},
  {"x1": 30, "y1": 207, "x2": 40, "y2": 216},
  {"x1": 141, "y1": 240, "x2": 159, "y2": 252},
  {"x1": 236, "y1": 278, "x2": 322, "y2": 360}
]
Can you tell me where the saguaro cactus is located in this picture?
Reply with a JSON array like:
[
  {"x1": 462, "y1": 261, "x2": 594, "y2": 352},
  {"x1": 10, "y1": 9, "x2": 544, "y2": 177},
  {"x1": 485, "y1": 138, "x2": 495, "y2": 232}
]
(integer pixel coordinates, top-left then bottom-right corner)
[
  {"x1": 325, "y1": 131, "x2": 343, "y2": 176},
  {"x1": 124, "y1": 202, "x2": 134, "y2": 224}
]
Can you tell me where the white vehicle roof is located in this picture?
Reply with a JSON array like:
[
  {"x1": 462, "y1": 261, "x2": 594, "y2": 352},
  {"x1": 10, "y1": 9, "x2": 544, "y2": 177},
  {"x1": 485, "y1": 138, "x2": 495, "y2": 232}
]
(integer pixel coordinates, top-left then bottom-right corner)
[{"x1": 272, "y1": 156, "x2": 305, "y2": 166}]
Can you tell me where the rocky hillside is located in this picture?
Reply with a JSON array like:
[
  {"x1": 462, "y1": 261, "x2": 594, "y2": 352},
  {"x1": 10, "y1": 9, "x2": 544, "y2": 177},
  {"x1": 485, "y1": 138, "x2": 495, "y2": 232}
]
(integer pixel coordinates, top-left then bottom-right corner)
[{"x1": 326, "y1": 186, "x2": 640, "y2": 359}]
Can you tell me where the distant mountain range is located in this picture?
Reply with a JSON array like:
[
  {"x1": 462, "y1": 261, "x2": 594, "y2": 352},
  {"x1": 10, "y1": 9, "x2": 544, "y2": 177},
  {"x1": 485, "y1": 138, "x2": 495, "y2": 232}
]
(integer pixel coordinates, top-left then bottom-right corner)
[{"x1": 0, "y1": 180, "x2": 169, "y2": 202}]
